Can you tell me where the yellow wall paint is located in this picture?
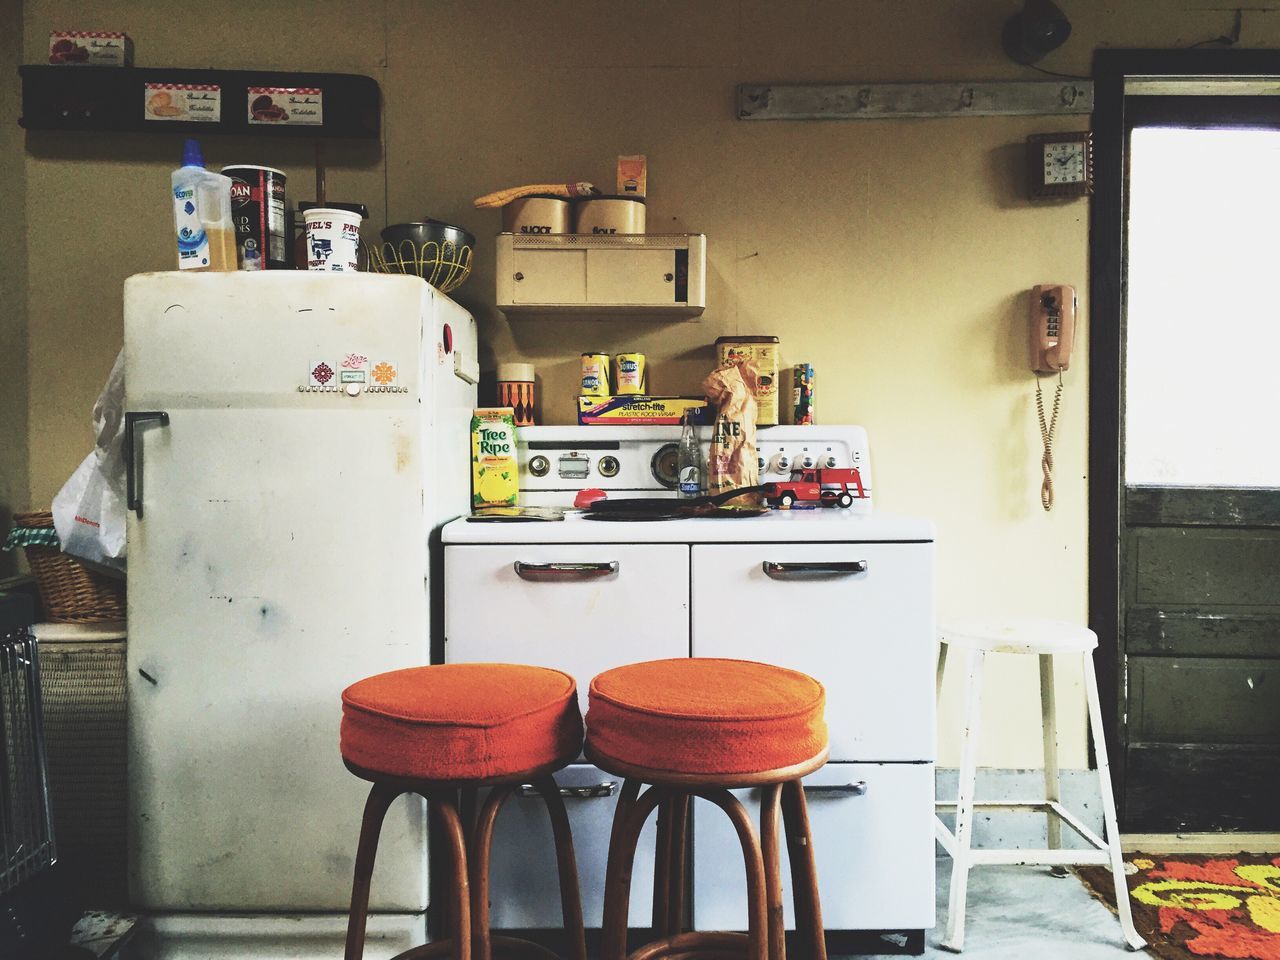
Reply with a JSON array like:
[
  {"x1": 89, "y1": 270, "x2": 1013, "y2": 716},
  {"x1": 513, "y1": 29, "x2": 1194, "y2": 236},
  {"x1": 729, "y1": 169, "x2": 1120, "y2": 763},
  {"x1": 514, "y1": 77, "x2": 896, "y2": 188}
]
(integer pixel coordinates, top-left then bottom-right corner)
[{"x1": 16, "y1": 0, "x2": 1280, "y2": 765}]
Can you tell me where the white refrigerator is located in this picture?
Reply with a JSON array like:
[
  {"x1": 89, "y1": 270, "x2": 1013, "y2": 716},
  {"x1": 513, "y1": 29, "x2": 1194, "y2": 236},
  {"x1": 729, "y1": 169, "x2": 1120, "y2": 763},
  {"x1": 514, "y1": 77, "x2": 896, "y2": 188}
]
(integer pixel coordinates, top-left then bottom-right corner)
[{"x1": 123, "y1": 272, "x2": 478, "y2": 959}]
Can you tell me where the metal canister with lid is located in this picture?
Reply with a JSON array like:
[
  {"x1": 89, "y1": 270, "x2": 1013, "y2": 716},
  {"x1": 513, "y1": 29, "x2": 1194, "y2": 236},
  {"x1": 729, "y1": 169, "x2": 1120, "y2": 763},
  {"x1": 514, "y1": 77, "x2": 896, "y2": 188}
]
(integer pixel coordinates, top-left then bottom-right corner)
[
  {"x1": 497, "y1": 362, "x2": 536, "y2": 426},
  {"x1": 221, "y1": 164, "x2": 287, "y2": 270},
  {"x1": 615, "y1": 352, "x2": 647, "y2": 395},
  {"x1": 581, "y1": 353, "x2": 611, "y2": 396}
]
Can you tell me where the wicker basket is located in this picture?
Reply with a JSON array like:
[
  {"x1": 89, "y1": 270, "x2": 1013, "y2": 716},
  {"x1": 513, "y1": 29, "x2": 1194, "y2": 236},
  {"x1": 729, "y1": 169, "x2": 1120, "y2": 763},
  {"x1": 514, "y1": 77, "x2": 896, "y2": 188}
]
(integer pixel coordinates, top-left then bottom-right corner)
[{"x1": 11, "y1": 512, "x2": 126, "y2": 624}]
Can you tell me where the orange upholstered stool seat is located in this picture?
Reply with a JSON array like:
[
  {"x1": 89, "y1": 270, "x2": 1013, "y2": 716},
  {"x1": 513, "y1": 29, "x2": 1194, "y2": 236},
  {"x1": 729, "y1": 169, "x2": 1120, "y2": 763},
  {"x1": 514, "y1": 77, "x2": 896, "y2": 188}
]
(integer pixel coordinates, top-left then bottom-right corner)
[
  {"x1": 587, "y1": 657, "x2": 827, "y2": 777},
  {"x1": 340, "y1": 662, "x2": 582, "y2": 781},
  {"x1": 585, "y1": 658, "x2": 831, "y2": 960},
  {"x1": 340, "y1": 662, "x2": 587, "y2": 960}
]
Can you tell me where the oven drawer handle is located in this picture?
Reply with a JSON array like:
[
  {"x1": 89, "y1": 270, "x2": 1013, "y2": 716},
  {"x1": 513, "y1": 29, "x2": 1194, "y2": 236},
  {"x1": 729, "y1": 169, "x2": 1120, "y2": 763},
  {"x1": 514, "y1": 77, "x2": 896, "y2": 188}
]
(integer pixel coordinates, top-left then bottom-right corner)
[
  {"x1": 514, "y1": 561, "x2": 619, "y2": 582},
  {"x1": 762, "y1": 560, "x2": 868, "y2": 580},
  {"x1": 518, "y1": 781, "x2": 618, "y2": 799},
  {"x1": 803, "y1": 780, "x2": 868, "y2": 797}
]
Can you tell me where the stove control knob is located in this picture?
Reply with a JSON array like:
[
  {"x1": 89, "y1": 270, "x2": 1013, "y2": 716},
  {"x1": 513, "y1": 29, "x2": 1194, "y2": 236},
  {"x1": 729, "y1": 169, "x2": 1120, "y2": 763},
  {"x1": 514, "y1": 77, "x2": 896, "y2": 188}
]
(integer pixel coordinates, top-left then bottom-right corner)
[
  {"x1": 598, "y1": 455, "x2": 620, "y2": 478},
  {"x1": 758, "y1": 456, "x2": 766, "y2": 471},
  {"x1": 529, "y1": 455, "x2": 550, "y2": 477},
  {"x1": 773, "y1": 454, "x2": 791, "y2": 473},
  {"x1": 823, "y1": 454, "x2": 838, "y2": 469},
  {"x1": 798, "y1": 452, "x2": 815, "y2": 469}
]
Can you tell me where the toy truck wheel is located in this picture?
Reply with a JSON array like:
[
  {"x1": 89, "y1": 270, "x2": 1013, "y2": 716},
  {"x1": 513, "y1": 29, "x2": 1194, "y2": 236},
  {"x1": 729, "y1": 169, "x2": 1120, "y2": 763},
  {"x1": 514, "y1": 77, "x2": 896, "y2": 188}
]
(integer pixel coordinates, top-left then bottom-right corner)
[
  {"x1": 837, "y1": 492, "x2": 854, "y2": 508},
  {"x1": 779, "y1": 493, "x2": 796, "y2": 507}
]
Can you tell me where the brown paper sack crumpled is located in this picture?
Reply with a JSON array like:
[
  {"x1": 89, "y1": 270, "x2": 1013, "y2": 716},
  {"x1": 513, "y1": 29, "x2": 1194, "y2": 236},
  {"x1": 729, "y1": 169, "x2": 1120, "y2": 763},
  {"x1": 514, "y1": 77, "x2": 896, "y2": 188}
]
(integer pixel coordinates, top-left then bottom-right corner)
[{"x1": 703, "y1": 357, "x2": 761, "y2": 504}]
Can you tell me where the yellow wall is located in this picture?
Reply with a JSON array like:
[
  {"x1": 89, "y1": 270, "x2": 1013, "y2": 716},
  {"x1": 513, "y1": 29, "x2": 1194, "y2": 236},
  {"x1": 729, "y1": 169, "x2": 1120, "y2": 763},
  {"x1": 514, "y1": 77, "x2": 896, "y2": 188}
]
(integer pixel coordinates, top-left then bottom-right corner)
[{"x1": 14, "y1": 0, "x2": 1280, "y2": 765}]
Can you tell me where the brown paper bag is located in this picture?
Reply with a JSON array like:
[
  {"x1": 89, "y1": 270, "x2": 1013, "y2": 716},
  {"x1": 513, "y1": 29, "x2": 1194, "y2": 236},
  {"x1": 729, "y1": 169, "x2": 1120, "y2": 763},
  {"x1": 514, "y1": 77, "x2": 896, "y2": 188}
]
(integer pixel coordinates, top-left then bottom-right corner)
[{"x1": 703, "y1": 358, "x2": 761, "y2": 503}]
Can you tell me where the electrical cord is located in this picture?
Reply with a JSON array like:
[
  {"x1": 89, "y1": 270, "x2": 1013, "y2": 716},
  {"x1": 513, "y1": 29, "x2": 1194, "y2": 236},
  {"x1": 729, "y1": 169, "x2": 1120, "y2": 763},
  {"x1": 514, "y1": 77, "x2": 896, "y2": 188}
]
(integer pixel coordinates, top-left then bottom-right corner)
[
  {"x1": 1036, "y1": 371, "x2": 1064, "y2": 512},
  {"x1": 1024, "y1": 61, "x2": 1092, "y2": 81}
]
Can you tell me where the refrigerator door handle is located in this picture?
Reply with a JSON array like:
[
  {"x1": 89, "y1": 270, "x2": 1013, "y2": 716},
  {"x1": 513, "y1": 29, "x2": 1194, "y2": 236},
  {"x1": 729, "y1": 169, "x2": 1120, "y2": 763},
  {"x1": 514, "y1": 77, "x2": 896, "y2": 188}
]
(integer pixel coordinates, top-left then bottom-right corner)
[{"x1": 126, "y1": 411, "x2": 170, "y2": 519}]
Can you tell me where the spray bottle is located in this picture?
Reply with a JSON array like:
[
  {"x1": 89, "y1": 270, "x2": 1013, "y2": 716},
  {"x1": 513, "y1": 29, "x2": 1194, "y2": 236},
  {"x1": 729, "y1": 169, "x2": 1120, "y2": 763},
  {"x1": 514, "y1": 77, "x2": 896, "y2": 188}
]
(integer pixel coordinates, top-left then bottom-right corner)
[{"x1": 171, "y1": 139, "x2": 236, "y2": 271}]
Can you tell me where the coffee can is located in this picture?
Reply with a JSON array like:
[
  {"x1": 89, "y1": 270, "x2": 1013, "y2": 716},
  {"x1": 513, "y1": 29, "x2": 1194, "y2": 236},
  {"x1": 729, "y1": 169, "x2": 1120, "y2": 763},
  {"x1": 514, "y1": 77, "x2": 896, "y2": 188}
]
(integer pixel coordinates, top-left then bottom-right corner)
[
  {"x1": 221, "y1": 165, "x2": 287, "y2": 270},
  {"x1": 581, "y1": 353, "x2": 611, "y2": 396},
  {"x1": 615, "y1": 352, "x2": 647, "y2": 394},
  {"x1": 497, "y1": 362, "x2": 536, "y2": 426},
  {"x1": 793, "y1": 363, "x2": 815, "y2": 425}
]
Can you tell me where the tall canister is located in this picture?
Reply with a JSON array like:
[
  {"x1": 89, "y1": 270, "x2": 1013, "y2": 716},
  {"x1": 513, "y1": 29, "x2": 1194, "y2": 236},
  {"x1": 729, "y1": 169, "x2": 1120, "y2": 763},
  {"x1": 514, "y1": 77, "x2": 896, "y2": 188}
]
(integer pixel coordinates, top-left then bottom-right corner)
[
  {"x1": 715, "y1": 336, "x2": 779, "y2": 426},
  {"x1": 221, "y1": 165, "x2": 287, "y2": 270}
]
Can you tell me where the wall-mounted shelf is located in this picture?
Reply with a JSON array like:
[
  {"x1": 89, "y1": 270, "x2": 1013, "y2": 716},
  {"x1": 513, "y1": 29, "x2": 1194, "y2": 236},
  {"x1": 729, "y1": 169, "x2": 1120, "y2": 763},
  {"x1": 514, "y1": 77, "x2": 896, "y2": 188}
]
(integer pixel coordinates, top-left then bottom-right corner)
[
  {"x1": 496, "y1": 233, "x2": 706, "y2": 318},
  {"x1": 19, "y1": 65, "x2": 380, "y2": 138}
]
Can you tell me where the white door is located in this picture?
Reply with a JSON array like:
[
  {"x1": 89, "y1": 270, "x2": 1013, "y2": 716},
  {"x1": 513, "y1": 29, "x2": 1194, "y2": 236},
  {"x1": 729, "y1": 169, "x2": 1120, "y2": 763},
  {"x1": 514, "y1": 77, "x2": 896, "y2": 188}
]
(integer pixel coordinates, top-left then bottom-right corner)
[
  {"x1": 692, "y1": 762, "x2": 935, "y2": 932},
  {"x1": 444, "y1": 543, "x2": 690, "y2": 717},
  {"x1": 480, "y1": 764, "x2": 659, "y2": 929},
  {"x1": 690, "y1": 543, "x2": 935, "y2": 762}
]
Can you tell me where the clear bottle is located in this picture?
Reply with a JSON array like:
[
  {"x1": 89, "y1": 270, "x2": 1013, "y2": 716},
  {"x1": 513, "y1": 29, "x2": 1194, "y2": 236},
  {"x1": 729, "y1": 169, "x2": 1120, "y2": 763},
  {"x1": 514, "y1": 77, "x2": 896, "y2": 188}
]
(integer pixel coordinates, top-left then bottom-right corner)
[
  {"x1": 171, "y1": 139, "x2": 236, "y2": 271},
  {"x1": 677, "y1": 409, "x2": 707, "y2": 498}
]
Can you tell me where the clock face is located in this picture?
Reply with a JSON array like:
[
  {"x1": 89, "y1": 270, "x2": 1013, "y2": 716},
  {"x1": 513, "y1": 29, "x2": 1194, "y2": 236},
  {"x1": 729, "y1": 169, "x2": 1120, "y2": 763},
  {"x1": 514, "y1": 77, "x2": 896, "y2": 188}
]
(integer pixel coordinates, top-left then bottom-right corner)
[{"x1": 1043, "y1": 141, "x2": 1086, "y2": 185}]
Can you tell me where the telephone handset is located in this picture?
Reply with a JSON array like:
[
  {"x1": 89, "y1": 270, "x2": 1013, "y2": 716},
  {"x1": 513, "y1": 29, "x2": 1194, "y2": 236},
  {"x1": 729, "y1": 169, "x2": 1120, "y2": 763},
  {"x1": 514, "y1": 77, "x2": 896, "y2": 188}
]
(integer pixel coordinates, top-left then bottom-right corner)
[{"x1": 1030, "y1": 284, "x2": 1075, "y2": 512}]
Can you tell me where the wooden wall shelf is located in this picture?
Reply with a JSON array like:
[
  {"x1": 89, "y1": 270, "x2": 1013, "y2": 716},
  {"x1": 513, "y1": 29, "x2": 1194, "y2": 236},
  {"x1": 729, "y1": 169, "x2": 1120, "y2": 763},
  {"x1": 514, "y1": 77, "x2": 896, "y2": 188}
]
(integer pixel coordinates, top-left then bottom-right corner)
[{"x1": 19, "y1": 65, "x2": 380, "y2": 138}]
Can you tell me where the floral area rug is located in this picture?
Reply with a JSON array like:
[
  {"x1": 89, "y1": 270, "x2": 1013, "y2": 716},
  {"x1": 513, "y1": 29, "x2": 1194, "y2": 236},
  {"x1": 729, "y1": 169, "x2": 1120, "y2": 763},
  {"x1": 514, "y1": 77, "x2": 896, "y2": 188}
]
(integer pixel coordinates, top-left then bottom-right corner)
[{"x1": 1078, "y1": 854, "x2": 1280, "y2": 960}]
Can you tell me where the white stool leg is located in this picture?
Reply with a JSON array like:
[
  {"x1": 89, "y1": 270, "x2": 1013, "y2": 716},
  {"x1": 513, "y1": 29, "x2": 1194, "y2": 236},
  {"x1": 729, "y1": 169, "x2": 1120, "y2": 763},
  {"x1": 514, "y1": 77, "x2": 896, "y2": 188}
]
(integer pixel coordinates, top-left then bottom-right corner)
[
  {"x1": 1039, "y1": 654, "x2": 1065, "y2": 876},
  {"x1": 1083, "y1": 652, "x2": 1147, "y2": 951},
  {"x1": 941, "y1": 647, "x2": 985, "y2": 953}
]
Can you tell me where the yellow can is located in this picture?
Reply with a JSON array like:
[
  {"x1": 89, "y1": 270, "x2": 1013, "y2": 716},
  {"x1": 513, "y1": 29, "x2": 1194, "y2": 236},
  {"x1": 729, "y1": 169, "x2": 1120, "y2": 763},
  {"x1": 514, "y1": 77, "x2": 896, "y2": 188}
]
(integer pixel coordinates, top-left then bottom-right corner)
[
  {"x1": 581, "y1": 353, "x2": 611, "y2": 397},
  {"x1": 716, "y1": 336, "x2": 779, "y2": 426},
  {"x1": 615, "y1": 352, "x2": 647, "y2": 395}
]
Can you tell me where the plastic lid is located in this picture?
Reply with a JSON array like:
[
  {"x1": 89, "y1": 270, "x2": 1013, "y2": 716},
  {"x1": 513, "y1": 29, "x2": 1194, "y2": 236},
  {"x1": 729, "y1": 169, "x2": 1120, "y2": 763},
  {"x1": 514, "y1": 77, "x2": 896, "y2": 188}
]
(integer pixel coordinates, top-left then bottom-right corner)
[
  {"x1": 497, "y1": 362, "x2": 535, "y2": 382},
  {"x1": 182, "y1": 138, "x2": 205, "y2": 168}
]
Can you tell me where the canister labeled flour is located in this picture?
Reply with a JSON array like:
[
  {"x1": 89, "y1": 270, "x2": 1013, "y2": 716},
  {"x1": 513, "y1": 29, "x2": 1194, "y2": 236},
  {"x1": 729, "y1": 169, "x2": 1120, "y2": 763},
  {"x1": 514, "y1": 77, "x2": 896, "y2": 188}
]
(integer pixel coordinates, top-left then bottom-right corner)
[
  {"x1": 221, "y1": 165, "x2": 287, "y2": 270},
  {"x1": 716, "y1": 336, "x2": 779, "y2": 426}
]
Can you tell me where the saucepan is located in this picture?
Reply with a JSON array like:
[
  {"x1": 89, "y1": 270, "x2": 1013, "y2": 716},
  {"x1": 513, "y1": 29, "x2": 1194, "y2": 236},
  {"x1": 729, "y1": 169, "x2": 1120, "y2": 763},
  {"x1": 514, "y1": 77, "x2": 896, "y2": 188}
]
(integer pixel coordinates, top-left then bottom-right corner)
[{"x1": 583, "y1": 486, "x2": 767, "y2": 521}]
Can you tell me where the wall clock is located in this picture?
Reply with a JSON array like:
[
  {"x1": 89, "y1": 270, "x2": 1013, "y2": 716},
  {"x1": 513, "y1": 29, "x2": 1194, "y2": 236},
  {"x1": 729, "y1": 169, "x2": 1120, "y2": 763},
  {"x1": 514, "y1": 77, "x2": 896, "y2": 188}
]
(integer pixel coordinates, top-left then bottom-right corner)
[{"x1": 1027, "y1": 131, "x2": 1093, "y2": 199}]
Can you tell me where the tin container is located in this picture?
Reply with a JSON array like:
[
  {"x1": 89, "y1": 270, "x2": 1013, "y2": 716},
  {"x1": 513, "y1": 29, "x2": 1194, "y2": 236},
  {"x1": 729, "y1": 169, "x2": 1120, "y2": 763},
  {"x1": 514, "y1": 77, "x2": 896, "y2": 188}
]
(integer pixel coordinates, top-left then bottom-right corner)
[
  {"x1": 716, "y1": 336, "x2": 779, "y2": 426},
  {"x1": 501, "y1": 194, "x2": 570, "y2": 235},
  {"x1": 573, "y1": 195, "x2": 646, "y2": 235},
  {"x1": 581, "y1": 353, "x2": 611, "y2": 396},
  {"x1": 497, "y1": 362, "x2": 536, "y2": 426},
  {"x1": 615, "y1": 352, "x2": 647, "y2": 395},
  {"x1": 793, "y1": 363, "x2": 815, "y2": 425},
  {"x1": 221, "y1": 165, "x2": 287, "y2": 270}
]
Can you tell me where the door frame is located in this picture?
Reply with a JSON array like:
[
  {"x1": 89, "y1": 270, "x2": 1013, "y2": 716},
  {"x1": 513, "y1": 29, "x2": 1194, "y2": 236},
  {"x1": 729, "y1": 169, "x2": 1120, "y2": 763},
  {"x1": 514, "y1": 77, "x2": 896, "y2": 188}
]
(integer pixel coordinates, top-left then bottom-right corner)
[{"x1": 1088, "y1": 48, "x2": 1280, "y2": 818}]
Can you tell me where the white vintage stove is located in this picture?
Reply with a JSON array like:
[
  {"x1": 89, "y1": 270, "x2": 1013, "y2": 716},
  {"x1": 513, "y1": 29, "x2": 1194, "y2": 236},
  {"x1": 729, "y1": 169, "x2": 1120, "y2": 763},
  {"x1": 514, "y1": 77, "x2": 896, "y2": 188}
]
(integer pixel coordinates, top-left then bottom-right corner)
[{"x1": 441, "y1": 425, "x2": 936, "y2": 953}]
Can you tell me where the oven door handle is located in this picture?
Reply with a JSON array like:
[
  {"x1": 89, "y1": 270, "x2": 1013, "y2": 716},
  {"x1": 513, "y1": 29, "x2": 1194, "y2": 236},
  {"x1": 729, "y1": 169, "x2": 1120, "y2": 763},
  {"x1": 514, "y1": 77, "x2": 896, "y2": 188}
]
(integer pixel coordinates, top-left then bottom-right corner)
[
  {"x1": 803, "y1": 780, "x2": 868, "y2": 797},
  {"x1": 518, "y1": 781, "x2": 618, "y2": 799},
  {"x1": 762, "y1": 560, "x2": 867, "y2": 580},
  {"x1": 514, "y1": 561, "x2": 619, "y2": 582}
]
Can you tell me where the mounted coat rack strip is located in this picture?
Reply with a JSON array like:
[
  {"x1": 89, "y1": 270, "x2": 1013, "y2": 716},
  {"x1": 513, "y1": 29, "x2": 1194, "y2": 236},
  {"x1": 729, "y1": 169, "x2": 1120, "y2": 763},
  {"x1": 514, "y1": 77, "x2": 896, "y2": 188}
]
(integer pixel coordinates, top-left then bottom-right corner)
[
  {"x1": 19, "y1": 65, "x2": 380, "y2": 138},
  {"x1": 738, "y1": 80, "x2": 1094, "y2": 120}
]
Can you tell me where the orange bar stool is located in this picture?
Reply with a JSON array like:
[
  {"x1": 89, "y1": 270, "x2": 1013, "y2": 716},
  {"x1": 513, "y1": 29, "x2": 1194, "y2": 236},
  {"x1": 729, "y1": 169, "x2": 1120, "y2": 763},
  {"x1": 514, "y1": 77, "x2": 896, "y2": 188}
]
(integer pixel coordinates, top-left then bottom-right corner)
[
  {"x1": 340, "y1": 662, "x2": 588, "y2": 960},
  {"x1": 586, "y1": 658, "x2": 830, "y2": 960}
]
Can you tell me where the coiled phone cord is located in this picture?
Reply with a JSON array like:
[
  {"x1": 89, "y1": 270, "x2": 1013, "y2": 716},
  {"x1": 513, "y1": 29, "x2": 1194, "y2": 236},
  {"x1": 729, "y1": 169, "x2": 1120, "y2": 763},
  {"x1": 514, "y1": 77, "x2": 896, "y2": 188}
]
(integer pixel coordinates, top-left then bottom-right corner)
[{"x1": 1036, "y1": 371, "x2": 1064, "y2": 512}]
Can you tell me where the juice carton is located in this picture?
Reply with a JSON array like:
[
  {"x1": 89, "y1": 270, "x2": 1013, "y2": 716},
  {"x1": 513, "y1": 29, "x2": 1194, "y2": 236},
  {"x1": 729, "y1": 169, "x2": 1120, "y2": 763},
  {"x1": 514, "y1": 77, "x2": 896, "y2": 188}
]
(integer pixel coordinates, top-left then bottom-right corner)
[{"x1": 471, "y1": 408, "x2": 518, "y2": 509}]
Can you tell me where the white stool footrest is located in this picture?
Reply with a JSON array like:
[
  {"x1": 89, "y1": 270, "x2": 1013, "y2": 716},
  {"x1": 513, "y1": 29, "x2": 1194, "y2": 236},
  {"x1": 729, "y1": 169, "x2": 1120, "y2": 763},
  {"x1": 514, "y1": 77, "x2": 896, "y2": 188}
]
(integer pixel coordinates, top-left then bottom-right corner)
[
  {"x1": 935, "y1": 800, "x2": 1109, "y2": 852},
  {"x1": 967, "y1": 849, "x2": 1110, "y2": 867}
]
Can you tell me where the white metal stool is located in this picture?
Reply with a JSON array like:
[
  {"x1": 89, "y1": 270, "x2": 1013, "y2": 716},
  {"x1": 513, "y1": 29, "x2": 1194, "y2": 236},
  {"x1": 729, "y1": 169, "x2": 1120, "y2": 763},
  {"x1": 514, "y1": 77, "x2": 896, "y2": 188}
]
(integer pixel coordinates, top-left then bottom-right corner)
[{"x1": 934, "y1": 618, "x2": 1145, "y2": 953}]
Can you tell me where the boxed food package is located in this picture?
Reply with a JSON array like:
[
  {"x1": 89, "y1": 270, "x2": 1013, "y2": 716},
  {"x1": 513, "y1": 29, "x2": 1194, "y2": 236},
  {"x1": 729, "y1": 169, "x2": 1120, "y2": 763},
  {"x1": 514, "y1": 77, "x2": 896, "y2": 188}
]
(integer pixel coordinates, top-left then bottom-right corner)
[
  {"x1": 577, "y1": 396, "x2": 712, "y2": 426},
  {"x1": 49, "y1": 31, "x2": 133, "y2": 66},
  {"x1": 715, "y1": 336, "x2": 779, "y2": 426},
  {"x1": 471, "y1": 408, "x2": 518, "y2": 509}
]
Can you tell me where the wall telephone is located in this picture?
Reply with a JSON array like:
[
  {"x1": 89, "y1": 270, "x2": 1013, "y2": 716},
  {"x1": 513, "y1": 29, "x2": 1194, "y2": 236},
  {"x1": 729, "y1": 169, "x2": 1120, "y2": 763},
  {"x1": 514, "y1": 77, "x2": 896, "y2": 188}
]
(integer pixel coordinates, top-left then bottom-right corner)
[{"x1": 1031, "y1": 284, "x2": 1075, "y2": 511}]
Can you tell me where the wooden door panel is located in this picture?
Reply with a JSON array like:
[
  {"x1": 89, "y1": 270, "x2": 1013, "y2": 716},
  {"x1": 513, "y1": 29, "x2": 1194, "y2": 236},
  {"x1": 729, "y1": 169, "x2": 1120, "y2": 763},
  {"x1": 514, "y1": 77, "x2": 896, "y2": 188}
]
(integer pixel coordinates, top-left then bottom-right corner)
[
  {"x1": 1132, "y1": 529, "x2": 1280, "y2": 607},
  {"x1": 1129, "y1": 656, "x2": 1280, "y2": 743},
  {"x1": 1125, "y1": 744, "x2": 1280, "y2": 832},
  {"x1": 1126, "y1": 609, "x2": 1280, "y2": 658}
]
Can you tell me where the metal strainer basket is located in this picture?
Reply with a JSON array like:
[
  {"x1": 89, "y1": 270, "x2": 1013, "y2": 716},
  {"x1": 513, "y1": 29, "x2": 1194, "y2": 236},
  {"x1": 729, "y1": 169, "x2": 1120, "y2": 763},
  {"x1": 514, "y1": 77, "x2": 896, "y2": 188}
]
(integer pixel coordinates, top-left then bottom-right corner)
[{"x1": 369, "y1": 221, "x2": 475, "y2": 294}]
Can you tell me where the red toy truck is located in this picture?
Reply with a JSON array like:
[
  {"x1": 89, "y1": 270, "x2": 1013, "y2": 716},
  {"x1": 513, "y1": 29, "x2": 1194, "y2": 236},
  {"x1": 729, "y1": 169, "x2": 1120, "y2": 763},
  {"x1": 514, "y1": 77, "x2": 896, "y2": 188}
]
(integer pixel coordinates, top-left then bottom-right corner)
[{"x1": 762, "y1": 467, "x2": 867, "y2": 508}]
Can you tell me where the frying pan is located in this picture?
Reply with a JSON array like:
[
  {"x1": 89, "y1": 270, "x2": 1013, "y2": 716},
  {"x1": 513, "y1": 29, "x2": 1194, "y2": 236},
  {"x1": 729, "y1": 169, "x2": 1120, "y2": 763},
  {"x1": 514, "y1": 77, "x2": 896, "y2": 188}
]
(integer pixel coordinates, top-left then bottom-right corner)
[{"x1": 584, "y1": 486, "x2": 766, "y2": 519}]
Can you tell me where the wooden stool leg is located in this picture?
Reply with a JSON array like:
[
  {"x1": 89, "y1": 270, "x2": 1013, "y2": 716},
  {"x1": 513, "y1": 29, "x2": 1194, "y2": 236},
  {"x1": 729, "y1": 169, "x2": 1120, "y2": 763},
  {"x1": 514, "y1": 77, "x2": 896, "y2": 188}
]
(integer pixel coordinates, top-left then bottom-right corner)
[
  {"x1": 601, "y1": 782, "x2": 665, "y2": 960},
  {"x1": 942, "y1": 647, "x2": 985, "y2": 953},
  {"x1": 780, "y1": 779, "x2": 827, "y2": 960},
  {"x1": 665, "y1": 792, "x2": 689, "y2": 938},
  {"x1": 433, "y1": 791, "x2": 473, "y2": 960},
  {"x1": 695, "y1": 788, "x2": 768, "y2": 960},
  {"x1": 1084, "y1": 653, "x2": 1147, "y2": 952},
  {"x1": 532, "y1": 776, "x2": 589, "y2": 960},
  {"x1": 760, "y1": 784, "x2": 786, "y2": 960},
  {"x1": 1040, "y1": 653, "x2": 1065, "y2": 875},
  {"x1": 652, "y1": 794, "x2": 673, "y2": 934},
  {"x1": 345, "y1": 783, "x2": 400, "y2": 960},
  {"x1": 468, "y1": 784, "x2": 513, "y2": 960}
]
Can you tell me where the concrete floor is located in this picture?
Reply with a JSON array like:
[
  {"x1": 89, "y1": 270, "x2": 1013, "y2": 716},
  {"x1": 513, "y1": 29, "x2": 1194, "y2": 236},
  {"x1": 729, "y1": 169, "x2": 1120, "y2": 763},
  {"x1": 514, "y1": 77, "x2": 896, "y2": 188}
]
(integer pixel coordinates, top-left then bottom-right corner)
[{"x1": 851, "y1": 858, "x2": 1138, "y2": 959}]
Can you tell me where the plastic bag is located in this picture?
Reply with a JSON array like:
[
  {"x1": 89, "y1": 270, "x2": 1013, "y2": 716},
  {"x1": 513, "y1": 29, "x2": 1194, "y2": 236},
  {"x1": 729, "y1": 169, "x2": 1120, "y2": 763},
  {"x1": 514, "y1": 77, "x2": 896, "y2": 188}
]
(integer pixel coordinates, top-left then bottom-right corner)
[
  {"x1": 703, "y1": 357, "x2": 761, "y2": 505},
  {"x1": 52, "y1": 351, "x2": 127, "y2": 572}
]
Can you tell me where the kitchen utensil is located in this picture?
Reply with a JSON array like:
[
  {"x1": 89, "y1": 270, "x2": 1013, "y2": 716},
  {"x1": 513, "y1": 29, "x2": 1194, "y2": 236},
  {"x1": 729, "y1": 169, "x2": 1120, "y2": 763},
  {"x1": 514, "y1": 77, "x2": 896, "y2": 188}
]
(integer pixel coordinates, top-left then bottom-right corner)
[
  {"x1": 584, "y1": 485, "x2": 764, "y2": 518},
  {"x1": 370, "y1": 221, "x2": 475, "y2": 294}
]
